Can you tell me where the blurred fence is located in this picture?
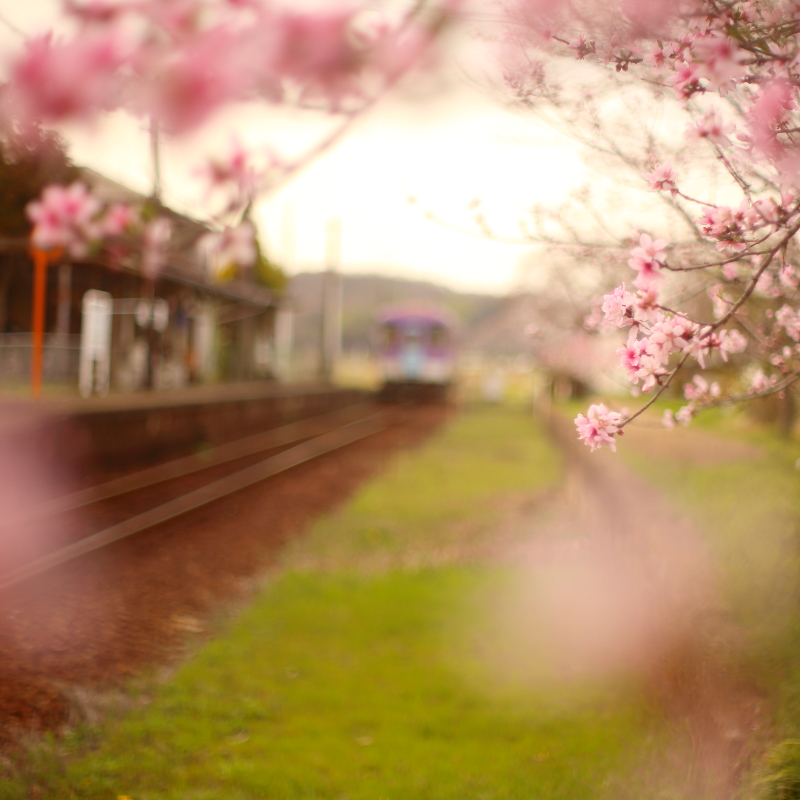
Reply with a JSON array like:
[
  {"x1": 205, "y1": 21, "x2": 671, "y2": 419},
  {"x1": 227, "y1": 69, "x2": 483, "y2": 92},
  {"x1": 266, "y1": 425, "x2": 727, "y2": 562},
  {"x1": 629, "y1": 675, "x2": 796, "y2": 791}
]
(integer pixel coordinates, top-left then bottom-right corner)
[{"x1": 0, "y1": 334, "x2": 81, "y2": 385}]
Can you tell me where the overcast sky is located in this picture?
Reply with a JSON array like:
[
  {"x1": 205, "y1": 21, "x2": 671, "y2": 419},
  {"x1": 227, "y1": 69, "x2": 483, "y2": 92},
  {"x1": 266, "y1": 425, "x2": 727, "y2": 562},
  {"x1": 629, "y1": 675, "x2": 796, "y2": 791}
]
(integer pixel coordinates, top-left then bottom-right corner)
[{"x1": 0, "y1": 1, "x2": 594, "y2": 295}]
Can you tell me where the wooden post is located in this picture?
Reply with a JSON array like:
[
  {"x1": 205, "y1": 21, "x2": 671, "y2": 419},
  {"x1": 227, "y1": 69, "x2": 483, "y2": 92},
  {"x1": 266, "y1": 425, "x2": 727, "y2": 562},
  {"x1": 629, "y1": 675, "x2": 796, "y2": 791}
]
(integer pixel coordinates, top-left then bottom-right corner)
[
  {"x1": 29, "y1": 246, "x2": 63, "y2": 400},
  {"x1": 31, "y1": 248, "x2": 47, "y2": 400}
]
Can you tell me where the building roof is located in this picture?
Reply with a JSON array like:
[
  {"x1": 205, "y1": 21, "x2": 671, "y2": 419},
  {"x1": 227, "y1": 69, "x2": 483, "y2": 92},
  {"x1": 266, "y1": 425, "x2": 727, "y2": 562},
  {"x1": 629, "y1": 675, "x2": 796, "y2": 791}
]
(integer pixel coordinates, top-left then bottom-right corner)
[{"x1": 80, "y1": 168, "x2": 275, "y2": 309}]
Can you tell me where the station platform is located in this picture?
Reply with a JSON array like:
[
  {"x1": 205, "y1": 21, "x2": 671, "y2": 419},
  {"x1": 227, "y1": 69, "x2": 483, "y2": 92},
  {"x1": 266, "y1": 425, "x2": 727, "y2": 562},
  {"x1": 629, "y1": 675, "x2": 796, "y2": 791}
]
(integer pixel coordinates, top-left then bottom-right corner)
[{"x1": 2, "y1": 382, "x2": 373, "y2": 470}]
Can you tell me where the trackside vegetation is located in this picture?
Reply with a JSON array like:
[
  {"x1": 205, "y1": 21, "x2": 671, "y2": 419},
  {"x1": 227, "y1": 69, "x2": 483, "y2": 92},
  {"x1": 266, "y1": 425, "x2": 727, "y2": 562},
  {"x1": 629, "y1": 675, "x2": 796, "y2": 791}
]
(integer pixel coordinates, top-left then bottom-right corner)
[{"x1": 620, "y1": 407, "x2": 800, "y2": 800}]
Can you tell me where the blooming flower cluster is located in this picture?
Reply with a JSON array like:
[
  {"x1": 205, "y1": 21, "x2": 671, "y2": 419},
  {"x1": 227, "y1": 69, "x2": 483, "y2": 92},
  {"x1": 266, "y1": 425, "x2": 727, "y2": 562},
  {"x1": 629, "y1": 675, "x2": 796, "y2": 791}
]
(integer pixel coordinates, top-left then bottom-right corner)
[
  {"x1": 26, "y1": 182, "x2": 133, "y2": 258},
  {"x1": 643, "y1": 163, "x2": 678, "y2": 196},
  {"x1": 627, "y1": 234, "x2": 667, "y2": 289},
  {"x1": 574, "y1": 404, "x2": 624, "y2": 451},
  {"x1": 3, "y1": 0, "x2": 454, "y2": 134},
  {"x1": 198, "y1": 221, "x2": 258, "y2": 281},
  {"x1": 498, "y1": 0, "x2": 800, "y2": 450}
]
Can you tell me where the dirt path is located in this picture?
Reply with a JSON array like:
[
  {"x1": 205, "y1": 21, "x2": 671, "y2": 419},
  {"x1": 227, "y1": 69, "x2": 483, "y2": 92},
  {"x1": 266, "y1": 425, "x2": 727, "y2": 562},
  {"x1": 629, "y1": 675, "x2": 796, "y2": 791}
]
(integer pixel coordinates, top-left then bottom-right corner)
[{"x1": 508, "y1": 411, "x2": 769, "y2": 800}]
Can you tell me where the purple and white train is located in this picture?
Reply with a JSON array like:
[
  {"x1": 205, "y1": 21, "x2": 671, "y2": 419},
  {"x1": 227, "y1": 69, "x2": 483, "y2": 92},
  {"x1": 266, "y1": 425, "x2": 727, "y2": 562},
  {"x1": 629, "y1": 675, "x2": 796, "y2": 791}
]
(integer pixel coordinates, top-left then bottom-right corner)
[{"x1": 376, "y1": 306, "x2": 456, "y2": 403}]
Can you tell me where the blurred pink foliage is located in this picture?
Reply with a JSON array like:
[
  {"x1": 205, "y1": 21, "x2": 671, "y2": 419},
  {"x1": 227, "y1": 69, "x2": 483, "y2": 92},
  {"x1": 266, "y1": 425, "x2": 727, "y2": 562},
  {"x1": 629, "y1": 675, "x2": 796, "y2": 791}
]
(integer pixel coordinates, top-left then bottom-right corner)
[
  {"x1": 4, "y1": 0, "x2": 457, "y2": 280},
  {"x1": 25, "y1": 181, "x2": 103, "y2": 257}
]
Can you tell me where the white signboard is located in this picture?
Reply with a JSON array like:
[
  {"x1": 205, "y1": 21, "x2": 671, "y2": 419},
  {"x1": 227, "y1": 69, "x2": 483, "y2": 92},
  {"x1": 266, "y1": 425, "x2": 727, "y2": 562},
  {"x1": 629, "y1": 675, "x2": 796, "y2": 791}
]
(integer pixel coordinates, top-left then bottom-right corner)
[{"x1": 79, "y1": 290, "x2": 113, "y2": 397}]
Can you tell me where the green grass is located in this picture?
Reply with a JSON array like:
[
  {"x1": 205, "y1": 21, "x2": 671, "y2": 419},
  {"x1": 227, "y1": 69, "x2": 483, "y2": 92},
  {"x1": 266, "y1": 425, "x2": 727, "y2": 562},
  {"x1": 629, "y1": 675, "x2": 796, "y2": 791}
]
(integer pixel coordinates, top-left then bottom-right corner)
[
  {"x1": 0, "y1": 407, "x2": 657, "y2": 800},
  {"x1": 14, "y1": 570, "x2": 648, "y2": 800},
  {"x1": 282, "y1": 407, "x2": 562, "y2": 572},
  {"x1": 621, "y1": 408, "x2": 800, "y2": 657},
  {"x1": 615, "y1": 405, "x2": 800, "y2": 799}
]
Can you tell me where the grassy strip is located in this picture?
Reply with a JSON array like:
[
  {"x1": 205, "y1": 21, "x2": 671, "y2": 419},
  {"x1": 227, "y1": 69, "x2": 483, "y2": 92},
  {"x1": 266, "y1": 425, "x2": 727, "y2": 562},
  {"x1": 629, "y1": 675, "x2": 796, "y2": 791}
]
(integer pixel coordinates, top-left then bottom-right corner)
[
  {"x1": 20, "y1": 570, "x2": 646, "y2": 800},
  {"x1": 1, "y1": 407, "x2": 654, "y2": 800},
  {"x1": 281, "y1": 407, "x2": 562, "y2": 572},
  {"x1": 618, "y1": 407, "x2": 800, "y2": 799}
]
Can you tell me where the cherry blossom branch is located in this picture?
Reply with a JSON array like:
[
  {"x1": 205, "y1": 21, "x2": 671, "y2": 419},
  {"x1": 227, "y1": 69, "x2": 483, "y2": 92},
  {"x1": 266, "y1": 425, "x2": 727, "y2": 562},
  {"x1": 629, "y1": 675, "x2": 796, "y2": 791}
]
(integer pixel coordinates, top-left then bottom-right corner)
[{"x1": 712, "y1": 217, "x2": 800, "y2": 331}]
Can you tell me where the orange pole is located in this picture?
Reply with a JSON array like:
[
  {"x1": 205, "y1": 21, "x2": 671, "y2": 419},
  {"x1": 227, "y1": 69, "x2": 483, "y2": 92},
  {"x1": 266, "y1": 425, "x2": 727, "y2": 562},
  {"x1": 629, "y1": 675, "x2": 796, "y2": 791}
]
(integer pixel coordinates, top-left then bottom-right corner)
[{"x1": 31, "y1": 248, "x2": 47, "y2": 400}]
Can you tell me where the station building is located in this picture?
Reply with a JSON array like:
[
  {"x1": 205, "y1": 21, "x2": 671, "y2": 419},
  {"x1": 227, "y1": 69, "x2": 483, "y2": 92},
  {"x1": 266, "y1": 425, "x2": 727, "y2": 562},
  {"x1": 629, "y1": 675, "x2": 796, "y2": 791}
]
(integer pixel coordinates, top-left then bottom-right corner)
[{"x1": 0, "y1": 168, "x2": 284, "y2": 394}]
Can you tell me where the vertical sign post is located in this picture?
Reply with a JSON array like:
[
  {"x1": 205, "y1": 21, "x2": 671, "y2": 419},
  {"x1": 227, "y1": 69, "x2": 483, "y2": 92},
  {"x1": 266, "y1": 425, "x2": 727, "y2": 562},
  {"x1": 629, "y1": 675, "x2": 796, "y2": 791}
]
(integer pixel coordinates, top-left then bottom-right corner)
[{"x1": 29, "y1": 245, "x2": 63, "y2": 400}]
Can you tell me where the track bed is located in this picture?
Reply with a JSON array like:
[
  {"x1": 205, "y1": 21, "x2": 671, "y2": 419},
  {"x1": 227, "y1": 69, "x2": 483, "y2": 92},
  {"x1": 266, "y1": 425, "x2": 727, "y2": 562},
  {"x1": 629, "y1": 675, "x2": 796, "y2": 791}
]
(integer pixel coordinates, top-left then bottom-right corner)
[{"x1": 0, "y1": 404, "x2": 449, "y2": 743}]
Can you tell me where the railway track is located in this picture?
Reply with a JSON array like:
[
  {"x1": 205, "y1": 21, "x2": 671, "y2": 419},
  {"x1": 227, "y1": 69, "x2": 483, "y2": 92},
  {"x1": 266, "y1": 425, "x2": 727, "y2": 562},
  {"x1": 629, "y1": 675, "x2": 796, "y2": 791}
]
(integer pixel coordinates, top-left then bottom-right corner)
[
  {"x1": 0, "y1": 402, "x2": 387, "y2": 594},
  {"x1": 0, "y1": 401, "x2": 449, "y2": 742}
]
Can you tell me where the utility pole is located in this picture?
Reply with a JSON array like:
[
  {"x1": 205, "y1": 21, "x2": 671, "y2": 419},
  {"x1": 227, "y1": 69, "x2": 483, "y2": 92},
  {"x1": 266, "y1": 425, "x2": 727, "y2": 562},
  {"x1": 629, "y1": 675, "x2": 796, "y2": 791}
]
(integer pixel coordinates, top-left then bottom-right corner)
[
  {"x1": 320, "y1": 218, "x2": 342, "y2": 383},
  {"x1": 274, "y1": 202, "x2": 296, "y2": 380},
  {"x1": 144, "y1": 115, "x2": 161, "y2": 389},
  {"x1": 149, "y1": 116, "x2": 162, "y2": 204}
]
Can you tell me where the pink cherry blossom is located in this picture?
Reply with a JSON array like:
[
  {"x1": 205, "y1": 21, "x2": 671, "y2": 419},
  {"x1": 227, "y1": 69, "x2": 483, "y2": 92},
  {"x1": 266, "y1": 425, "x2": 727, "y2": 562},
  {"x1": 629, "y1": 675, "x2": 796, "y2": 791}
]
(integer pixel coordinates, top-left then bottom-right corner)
[
  {"x1": 646, "y1": 315, "x2": 695, "y2": 364},
  {"x1": 644, "y1": 41, "x2": 675, "y2": 69},
  {"x1": 776, "y1": 305, "x2": 800, "y2": 341},
  {"x1": 683, "y1": 325, "x2": 715, "y2": 368},
  {"x1": 575, "y1": 403, "x2": 624, "y2": 452},
  {"x1": 635, "y1": 353, "x2": 663, "y2": 392},
  {"x1": 780, "y1": 264, "x2": 798, "y2": 290},
  {"x1": 687, "y1": 110, "x2": 732, "y2": 148},
  {"x1": 643, "y1": 163, "x2": 678, "y2": 195},
  {"x1": 494, "y1": 0, "x2": 800, "y2": 446},
  {"x1": 669, "y1": 62, "x2": 701, "y2": 99},
  {"x1": 601, "y1": 284, "x2": 634, "y2": 328},
  {"x1": 697, "y1": 203, "x2": 751, "y2": 250},
  {"x1": 719, "y1": 328, "x2": 747, "y2": 356},
  {"x1": 692, "y1": 33, "x2": 746, "y2": 91},
  {"x1": 7, "y1": 31, "x2": 125, "y2": 127},
  {"x1": 135, "y1": 27, "x2": 255, "y2": 133},
  {"x1": 100, "y1": 203, "x2": 138, "y2": 238},
  {"x1": 755, "y1": 270, "x2": 781, "y2": 298},
  {"x1": 204, "y1": 141, "x2": 258, "y2": 195},
  {"x1": 25, "y1": 182, "x2": 103, "y2": 257},
  {"x1": 568, "y1": 35, "x2": 594, "y2": 59},
  {"x1": 633, "y1": 286, "x2": 660, "y2": 323},
  {"x1": 683, "y1": 374, "x2": 719, "y2": 400},
  {"x1": 722, "y1": 262, "x2": 738, "y2": 280},
  {"x1": 263, "y1": 8, "x2": 378, "y2": 105},
  {"x1": 199, "y1": 221, "x2": 258, "y2": 279},
  {"x1": 628, "y1": 233, "x2": 667, "y2": 289},
  {"x1": 617, "y1": 330, "x2": 646, "y2": 383},
  {"x1": 617, "y1": 330, "x2": 664, "y2": 392},
  {"x1": 749, "y1": 80, "x2": 795, "y2": 159},
  {"x1": 749, "y1": 369, "x2": 774, "y2": 393}
]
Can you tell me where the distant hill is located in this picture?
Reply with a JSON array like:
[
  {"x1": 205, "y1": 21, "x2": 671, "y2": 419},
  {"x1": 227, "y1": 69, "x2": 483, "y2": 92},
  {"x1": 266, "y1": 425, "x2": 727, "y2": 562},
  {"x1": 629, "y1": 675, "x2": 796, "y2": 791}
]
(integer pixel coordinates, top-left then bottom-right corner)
[{"x1": 287, "y1": 272, "x2": 505, "y2": 353}]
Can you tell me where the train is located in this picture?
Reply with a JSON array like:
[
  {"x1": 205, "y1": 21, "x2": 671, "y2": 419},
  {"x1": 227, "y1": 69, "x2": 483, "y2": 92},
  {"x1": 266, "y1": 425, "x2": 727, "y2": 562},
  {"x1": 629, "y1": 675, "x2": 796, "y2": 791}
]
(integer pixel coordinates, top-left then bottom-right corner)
[{"x1": 376, "y1": 306, "x2": 456, "y2": 403}]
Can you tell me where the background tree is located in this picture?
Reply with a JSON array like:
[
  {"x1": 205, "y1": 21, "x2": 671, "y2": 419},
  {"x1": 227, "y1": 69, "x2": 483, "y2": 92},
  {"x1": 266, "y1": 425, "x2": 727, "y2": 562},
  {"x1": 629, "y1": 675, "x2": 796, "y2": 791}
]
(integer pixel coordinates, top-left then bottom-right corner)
[{"x1": 0, "y1": 120, "x2": 77, "y2": 237}]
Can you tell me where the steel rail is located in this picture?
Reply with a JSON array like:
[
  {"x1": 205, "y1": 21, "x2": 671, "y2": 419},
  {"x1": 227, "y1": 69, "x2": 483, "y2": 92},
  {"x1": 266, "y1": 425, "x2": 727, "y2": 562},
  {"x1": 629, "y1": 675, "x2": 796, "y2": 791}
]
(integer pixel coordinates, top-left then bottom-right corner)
[
  {"x1": 0, "y1": 414, "x2": 387, "y2": 593},
  {"x1": 23, "y1": 403, "x2": 378, "y2": 519}
]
